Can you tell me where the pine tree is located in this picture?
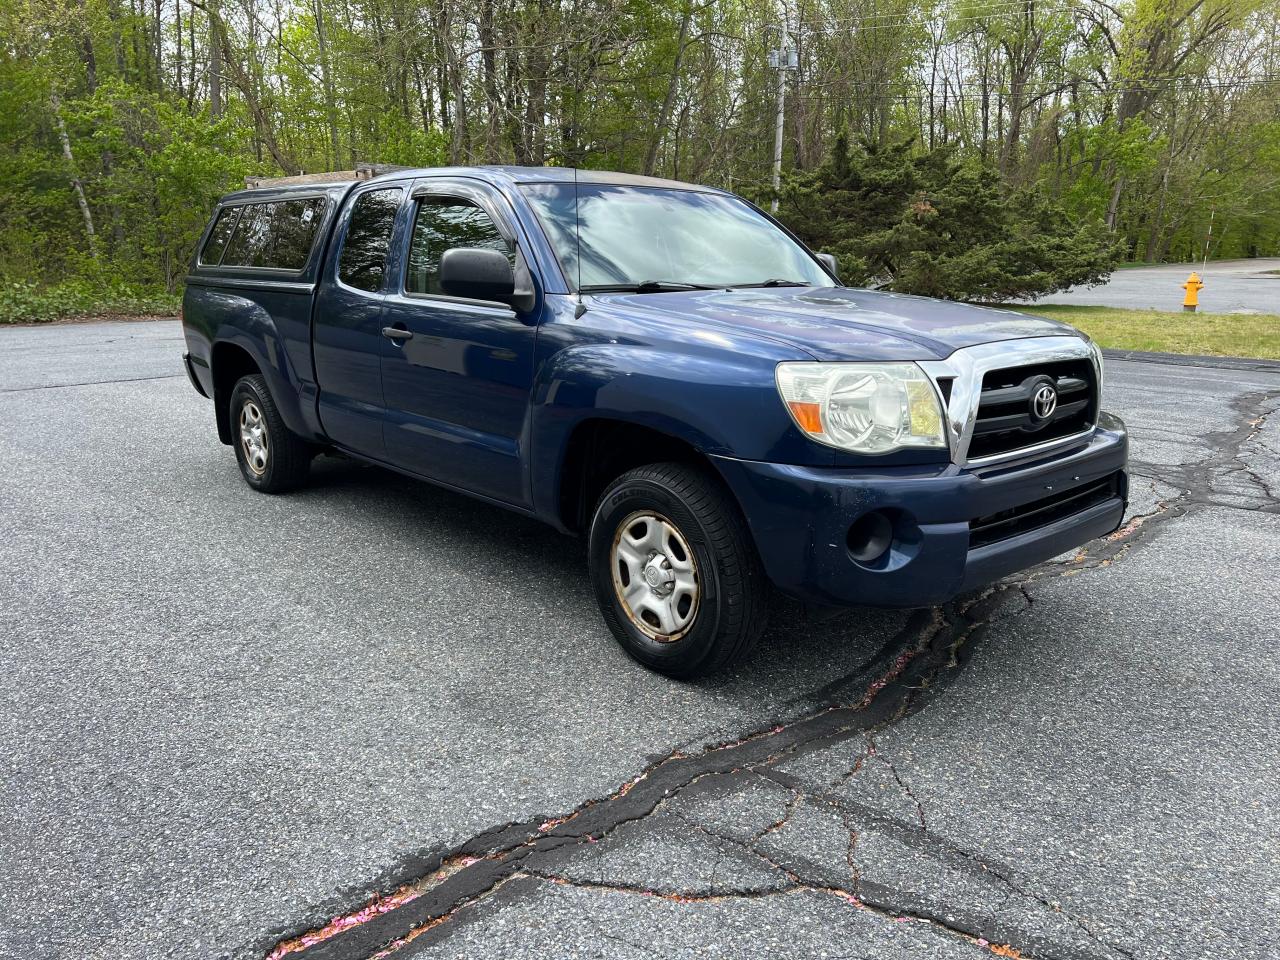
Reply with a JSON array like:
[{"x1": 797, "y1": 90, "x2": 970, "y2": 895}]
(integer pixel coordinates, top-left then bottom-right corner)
[{"x1": 781, "y1": 138, "x2": 1120, "y2": 302}]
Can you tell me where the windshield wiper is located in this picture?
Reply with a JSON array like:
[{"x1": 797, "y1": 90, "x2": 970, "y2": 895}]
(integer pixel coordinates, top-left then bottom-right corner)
[
  {"x1": 580, "y1": 280, "x2": 720, "y2": 293},
  {"x1": 730, "y1": 279, "x2": 811, "y2": 288}
]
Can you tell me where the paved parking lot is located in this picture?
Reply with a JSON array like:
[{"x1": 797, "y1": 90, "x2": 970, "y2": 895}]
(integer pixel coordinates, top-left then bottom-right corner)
[
  {"x1": 1, "y1": 320, "x2": 1277, "y2": 960},
  {"x1": 1036, "y1": 257, "x2": 1280, "y2": 313}
]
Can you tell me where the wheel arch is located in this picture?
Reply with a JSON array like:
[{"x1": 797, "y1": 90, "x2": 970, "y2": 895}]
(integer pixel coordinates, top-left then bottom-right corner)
[
  {"x1": 210, "y1": 341, "x2": 264, "y2": 445},
  {"x1": 209, "y1": 331, "x2": 316, "y2": 446},
  {"x1": 552, "y1": 417, "x2": 735, "y2": 535}
]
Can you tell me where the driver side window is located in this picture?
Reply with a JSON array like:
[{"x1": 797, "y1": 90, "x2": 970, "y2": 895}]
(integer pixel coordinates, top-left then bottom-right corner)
[{"x1": 406, "y1": 197, "x2": 513, "y2": 296}]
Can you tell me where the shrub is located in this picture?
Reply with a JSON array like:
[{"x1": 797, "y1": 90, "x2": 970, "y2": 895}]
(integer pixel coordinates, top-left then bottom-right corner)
[{"x1": 0, "y1": 278, "x2": 179, "y2": 324}]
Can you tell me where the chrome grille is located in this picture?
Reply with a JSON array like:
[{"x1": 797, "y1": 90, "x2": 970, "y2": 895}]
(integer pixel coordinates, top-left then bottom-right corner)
[
  {"x1": 967, "y1": 358, "x2": 1097, "y2": 461},
  {"x1": 917, "y1": 336, "x2": 1102, "y2": 467}
]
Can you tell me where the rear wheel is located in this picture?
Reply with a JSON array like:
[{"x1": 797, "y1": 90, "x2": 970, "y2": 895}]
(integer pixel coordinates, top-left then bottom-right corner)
[
  {"x1": 588, "y1": 462, "x2": 767, "y2": 678},
  {"x1": 230, "y1": 374, "x2": 312, "y2": 493}
]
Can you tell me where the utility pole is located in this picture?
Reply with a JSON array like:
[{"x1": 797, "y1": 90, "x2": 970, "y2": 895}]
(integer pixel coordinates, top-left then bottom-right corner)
[{"x1": 768, "y1": 28, "x2": 797, "y2": 213}]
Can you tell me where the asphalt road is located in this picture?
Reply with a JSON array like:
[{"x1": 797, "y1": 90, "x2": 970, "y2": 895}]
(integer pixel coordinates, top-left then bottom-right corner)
[
  {"x1": 1036, "y1": 257, "x2": 1280, "y2": 313},
  {"x1": 0, "y1": 320, "x2": 1277, "y2": 960}
]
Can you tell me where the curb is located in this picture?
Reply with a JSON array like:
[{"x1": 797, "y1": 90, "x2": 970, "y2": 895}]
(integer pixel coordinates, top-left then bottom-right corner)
[{"x1": 1102, "y1": 348, "x2": 1280, "y2": 375}]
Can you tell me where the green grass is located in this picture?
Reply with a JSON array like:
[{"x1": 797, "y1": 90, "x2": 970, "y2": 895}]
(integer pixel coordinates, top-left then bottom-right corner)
[{"x1": 1010, "y1": 304, "x2": 1280, "y2": 360}]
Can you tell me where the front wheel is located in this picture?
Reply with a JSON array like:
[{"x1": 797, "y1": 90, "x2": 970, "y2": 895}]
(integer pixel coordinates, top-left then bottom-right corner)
[
  {"x1": 229, "y1": 374, "x2": 312, "y2": 493},
  {"x1": 588, "y1": 462, "x2": 768, "y2": 678}
]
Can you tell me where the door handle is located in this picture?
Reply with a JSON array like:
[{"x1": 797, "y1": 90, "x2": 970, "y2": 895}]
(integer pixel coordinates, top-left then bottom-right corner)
[{"x1": 382, "y1": 326, "x2": 413, "y2": 342}]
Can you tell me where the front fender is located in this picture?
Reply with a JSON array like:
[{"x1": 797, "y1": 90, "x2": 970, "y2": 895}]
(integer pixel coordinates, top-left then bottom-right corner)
[{"x1": 528, "y1": 343, "x2": 808, "y2": 522}]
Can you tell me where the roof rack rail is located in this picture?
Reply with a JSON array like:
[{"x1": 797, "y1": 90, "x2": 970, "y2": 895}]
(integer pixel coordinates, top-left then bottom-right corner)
[{"x1": 244, "y1": 163, "x2": 412, "y2": 189}]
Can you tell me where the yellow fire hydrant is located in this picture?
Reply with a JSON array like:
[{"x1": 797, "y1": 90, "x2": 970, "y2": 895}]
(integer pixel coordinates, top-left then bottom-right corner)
[{"x1": 1182, "y1": 272, "x2": 1204, "y2": 312}]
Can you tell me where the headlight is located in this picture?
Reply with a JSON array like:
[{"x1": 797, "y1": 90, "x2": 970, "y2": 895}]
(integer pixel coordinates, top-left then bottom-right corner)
[{"x1": 775, "y1": 362, "x2": 948, "y2": 454}]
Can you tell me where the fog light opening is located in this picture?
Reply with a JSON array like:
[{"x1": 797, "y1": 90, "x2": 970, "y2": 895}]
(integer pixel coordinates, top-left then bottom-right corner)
[{"x1": 847, "y1": 510, "x2": 894, "y2": 564}]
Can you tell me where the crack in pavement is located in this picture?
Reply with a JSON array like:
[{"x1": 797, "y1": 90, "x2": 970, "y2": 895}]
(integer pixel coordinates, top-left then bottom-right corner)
[
  {"x1": 1124, "y1": 389, "x2": 1280, "y2": 516},
  {"x1": 255, "y1": 389, "x2": 1277, "y2": 960},
  {"x1": 868, "y1": 739, "x2": 928, "y2": 832},
  {"x1": 654, "y1": 817, "x2": 1113, "y2": 960},
  {"x1": 744, "y1": 783, "x2": 806, "y2": 845},
  {"x1": 0, "y1": 373, "x2": 185, "y2": 393},
  {"x1": 589, "y1": 917, "x2": 667, "y2": 959},
  {"x1": 256, "y1": 588, "x2": 1123, "y2": 960},
  {"x1": 518, "y1": 869, "x2": 1038, "y2": 958},
  {"x1": 750, "y1": 766, "x2": 1136, "y2": 960}
]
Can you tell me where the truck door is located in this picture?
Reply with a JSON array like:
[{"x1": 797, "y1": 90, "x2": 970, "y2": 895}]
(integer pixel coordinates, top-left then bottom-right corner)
[
  {"x1": 313, "y1": 184, "x2": 406, "y2": 458},
  {"x1": 378, "y1": 179, "x2": 538, "y2": 507}
]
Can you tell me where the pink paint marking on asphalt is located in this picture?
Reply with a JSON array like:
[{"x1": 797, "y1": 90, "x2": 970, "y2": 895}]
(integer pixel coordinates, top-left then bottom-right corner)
[{"x1": 264, "y1": 886, "x2": 424, "y2": 959}]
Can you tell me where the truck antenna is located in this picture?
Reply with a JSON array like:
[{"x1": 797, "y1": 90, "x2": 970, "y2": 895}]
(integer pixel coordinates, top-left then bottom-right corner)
[{"x1": 573, "y1": 164, "x2": 586, "y2": 318}]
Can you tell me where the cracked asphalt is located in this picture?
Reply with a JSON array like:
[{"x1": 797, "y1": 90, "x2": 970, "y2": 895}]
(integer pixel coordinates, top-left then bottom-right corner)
[{"x1": 1, "y1": 321, "x2": 1277, "y2": 960}]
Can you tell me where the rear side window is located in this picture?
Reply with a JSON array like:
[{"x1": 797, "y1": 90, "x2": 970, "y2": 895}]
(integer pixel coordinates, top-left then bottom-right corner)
[
  {"x1": 221, "y1": 198, "x2": 326, "y2": 270},
  {"x1": 222, "y1": 204, "x2": 270, "y2": 267},
  {"x1": 406, "y1": 197, "x2": 512, "y2": 296},
  {"x1": 199, "y1": 207, "x2": 239, "y2": 265},
  {"x1": 338, "y1": 188, "x2": 403, "y2": 292}
]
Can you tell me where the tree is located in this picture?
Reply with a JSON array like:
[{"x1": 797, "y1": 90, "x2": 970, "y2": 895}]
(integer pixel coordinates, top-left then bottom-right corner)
[
  {"x1": 781, "y1": 134, "x2": 1120, "y2": 301},
  {"x1": 1, "y1": 0, "x2": 1277, "y2": 308}
]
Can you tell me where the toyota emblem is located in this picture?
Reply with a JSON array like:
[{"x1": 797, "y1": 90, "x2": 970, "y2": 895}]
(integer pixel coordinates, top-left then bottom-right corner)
[{"x1": 1032, "y1": 383, "x2": 1058, "y2": 421}]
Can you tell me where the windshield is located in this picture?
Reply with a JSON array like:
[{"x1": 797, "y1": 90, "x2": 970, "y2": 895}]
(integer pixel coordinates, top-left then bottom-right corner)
[{"x1": 520, "y1": 182, "x2": 834, "y2": 291}]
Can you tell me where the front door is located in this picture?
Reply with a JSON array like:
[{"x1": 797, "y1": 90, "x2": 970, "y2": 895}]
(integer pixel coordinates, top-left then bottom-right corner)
[
  {"x1": 313, "y1": 184, "x2": 406, "y2": 458},
  {"x1": 379, "y1": 180, "x2": 538, "y2": 507}
]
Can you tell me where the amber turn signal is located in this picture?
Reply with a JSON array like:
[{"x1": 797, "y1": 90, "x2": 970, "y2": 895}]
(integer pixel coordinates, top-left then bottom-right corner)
[{"x1": 786, "y1": 401, "x2": 823, "y2": 434}]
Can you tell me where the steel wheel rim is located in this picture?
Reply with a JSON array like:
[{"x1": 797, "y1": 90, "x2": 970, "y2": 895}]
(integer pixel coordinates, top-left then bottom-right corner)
[
  {"x1": 611, "y1": 510, "x2": 700, "y2": 642},
  {"x1": 238, "y1": 400, "x2": 269, "y2": 477}
]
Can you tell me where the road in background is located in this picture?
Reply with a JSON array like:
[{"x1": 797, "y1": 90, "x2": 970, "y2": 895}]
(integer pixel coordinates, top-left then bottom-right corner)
[
  {"x1": 0, "y1": 320, "x2": 1277, "y2": 960},
  {"x1": 1035, "y1": 257, "x2": 1280, "y2": 313}
]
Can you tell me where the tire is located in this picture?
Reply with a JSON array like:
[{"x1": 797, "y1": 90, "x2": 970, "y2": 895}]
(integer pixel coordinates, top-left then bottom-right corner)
[
  {"x1": 588, "y1": 462, "x2": 768, "y2": 678},
  {"x1": 229, "y1": 374, "x2": 312, "y2": 493}
]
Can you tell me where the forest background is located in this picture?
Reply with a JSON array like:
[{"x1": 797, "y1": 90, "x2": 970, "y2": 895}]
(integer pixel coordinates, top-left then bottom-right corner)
[{"x1": 2, "y1": 0, "x2": 1277, "y2": 319}]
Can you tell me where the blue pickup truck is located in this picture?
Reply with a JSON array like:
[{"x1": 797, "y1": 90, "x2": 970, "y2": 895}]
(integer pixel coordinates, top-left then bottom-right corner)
[{"x1": 181, "y1": 165, "x2": 1127, "y2": 677}]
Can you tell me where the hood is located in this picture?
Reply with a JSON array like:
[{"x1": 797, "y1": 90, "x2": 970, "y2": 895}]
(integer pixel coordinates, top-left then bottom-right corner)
[{"x1": 589, "y1": 286, "x2": 1084, "y2": 361}]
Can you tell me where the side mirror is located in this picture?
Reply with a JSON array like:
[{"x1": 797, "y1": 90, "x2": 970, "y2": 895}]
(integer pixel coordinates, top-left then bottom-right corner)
[
  {"x1": 438, "y1": 248, "x2": 516, "y2": 305},
  {"x1": 816, "y1": 252, "x2": 840, "y2": 282}
]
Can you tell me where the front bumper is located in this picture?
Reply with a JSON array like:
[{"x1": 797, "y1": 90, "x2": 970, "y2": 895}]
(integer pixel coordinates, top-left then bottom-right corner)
[{"x1": 712, "y1": 412, "x2": 1128, "y2": 608}]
